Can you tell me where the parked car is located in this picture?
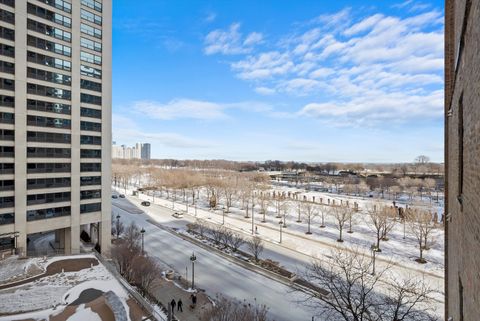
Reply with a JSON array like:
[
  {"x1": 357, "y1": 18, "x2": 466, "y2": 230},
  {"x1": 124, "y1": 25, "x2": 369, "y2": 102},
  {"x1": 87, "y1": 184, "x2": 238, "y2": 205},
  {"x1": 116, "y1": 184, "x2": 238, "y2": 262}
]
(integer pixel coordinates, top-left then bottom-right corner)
[
  {"x1": 141, "y1": 201, "x2": 151, "y2": 206},
  {"x1": 172, "y1": 212, "x2": 184, "y2": 218},
  {"x1": 119, "y1": 194, "x2": 125, "y2": 198},
  {"x1": 111, "y1": 195, "x2": 118, "y2": 199}
]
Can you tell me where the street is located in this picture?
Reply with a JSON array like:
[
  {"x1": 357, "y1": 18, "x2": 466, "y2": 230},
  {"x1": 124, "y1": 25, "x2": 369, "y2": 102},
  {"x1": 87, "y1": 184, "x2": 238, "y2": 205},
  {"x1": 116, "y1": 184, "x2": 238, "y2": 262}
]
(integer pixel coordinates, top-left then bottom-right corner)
[{"x1": 112, "y1": 197, "x2": 318, "y2": 321}]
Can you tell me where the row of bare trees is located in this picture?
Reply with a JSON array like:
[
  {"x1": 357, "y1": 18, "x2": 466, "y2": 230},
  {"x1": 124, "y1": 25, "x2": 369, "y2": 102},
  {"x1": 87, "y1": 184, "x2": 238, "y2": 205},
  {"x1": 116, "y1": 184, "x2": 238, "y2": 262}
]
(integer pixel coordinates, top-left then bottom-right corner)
[{"x1": 110, "y1": 222, "x2": 160, "y2": 295}]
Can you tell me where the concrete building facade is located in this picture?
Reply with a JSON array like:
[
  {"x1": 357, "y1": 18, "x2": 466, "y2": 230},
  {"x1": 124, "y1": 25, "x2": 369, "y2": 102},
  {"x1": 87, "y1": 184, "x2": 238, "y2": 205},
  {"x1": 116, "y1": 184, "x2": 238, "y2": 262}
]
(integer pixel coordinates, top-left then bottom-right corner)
[
  {"x1": 0, "y1": 0, "x2": 112, "y2": 255},
  {"x1": 445, "y1": 0, "x2": 480, "y2": 320}
]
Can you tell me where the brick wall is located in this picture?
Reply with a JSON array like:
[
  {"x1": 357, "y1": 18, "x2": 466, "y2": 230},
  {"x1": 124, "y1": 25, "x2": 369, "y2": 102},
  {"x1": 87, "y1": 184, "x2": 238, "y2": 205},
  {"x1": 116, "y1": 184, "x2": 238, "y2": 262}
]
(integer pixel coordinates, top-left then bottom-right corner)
[{"x1": 446, "y1": 0, "x2": 480, "y2": 320}]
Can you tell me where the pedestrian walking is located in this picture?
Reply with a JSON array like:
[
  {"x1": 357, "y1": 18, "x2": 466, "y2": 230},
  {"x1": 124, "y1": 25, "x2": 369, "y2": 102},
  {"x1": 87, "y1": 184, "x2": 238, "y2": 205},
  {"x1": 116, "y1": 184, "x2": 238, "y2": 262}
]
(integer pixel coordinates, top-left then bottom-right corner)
[
  {"x1": 177, "y1": 299, "x2": 183, "y2": 312},
  {"x1": 192, "y1": 293, "x2": 197, "y2": 305},
  {"x1": 170, "y1": 299, "x2": 176, "y2": 314},
  {"x1": 255, "y1": 226, "x2": 258, "y2": 234}
]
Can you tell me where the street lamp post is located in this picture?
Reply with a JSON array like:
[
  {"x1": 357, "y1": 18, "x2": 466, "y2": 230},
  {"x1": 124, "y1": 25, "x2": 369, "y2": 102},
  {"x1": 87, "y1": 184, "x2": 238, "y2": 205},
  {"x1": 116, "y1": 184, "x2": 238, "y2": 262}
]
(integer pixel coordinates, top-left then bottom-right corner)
[
  {"x1": 190, "y1": 252, "x2": 197, "y2": 289},
  {"x1": 279, "y1": 221, "x2": 283, "y2": 243},
  {"x1": 222, "y1": 206, "x2": 225, "y2": 225},
  {"x1": 116, "y1": 215, "x2": 121, "y2": 239},
  {"x1": 370, "y1": 244, "x2": 377, "y2": 275},
  {"x1": 140, "y1": 228, "x2": 145, "y2": 255}
]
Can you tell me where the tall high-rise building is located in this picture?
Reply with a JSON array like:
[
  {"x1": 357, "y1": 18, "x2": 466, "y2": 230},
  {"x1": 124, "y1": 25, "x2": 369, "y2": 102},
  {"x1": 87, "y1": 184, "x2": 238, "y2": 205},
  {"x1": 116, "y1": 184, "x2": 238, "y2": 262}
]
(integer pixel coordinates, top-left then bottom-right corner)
[
  {"x1": 0, "y1": 0, "x2": 112, "y2": 255},
  {"x1": 140, "y1": 142, "x2": 150, "y2": 160},
  {"x1": 445, "y1": 1, "x2": 480, "y2": 320}
]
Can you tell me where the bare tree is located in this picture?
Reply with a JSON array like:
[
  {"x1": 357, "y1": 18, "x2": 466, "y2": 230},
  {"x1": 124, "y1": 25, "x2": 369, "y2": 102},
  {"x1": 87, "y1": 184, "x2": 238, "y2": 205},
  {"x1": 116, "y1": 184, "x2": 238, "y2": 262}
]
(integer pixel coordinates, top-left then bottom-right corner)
[
  {"x1": 211, "y1": 225, "x2": 225, "y2": 246},
  {"x1": 369, "y1": 204, "x2": 397, "y2": 252},
  {"x1": 132, "y1": 255, "x2": 160, "y2": 295},
  {"x1": 301, "y1": 201, "x2": 319, "y2": 235},
  {"x1": 408, "y1": 207, "x2": 436, "y2": 263},
  {"x1": 111, "y1": 241, "x2": 139, "y2": 282},
  {"x1": 111, "y1": 214, "x2": 125, "y2": 238},
  {"x1": 248, "y1": 236, "x2": 264, "y2": 262},
  {"x1": 221, "y1": 228, "x2": 233, "y2": 249},
  {"x1": 301, "y1": 249, "x2": 439, "y2": 321},
  {"x1": 201, "y1": 294, "x2": 270, "y2": 321},
  {"x1": 124, "y1": 222, "x2": 142, "y2": 250},
  {"x1": 229, "y1": 233, "x2": 245, "y2": 252},
  {"x1": 330, "y1": 204, "x2": 349, "y2": 242}
]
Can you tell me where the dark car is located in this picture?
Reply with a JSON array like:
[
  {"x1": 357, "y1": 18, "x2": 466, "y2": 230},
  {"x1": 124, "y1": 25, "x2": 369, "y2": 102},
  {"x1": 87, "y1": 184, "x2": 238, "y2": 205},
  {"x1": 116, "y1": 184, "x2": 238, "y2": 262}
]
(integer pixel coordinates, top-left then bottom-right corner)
[
  {"x1": 141, "y1": 201, "x2": 151, "y2": 206},
  {"x1": 119, "y1": 194, "x2": 126, "y2": 198},
  {"x1": 111, "y1": 194, "x2": 118, "y2": 199}
]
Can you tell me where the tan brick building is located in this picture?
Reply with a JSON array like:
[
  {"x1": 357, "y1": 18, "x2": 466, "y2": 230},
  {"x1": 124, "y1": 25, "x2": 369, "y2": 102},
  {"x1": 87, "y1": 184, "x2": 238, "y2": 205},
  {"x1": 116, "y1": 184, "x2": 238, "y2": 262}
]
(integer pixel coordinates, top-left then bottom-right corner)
[{"x1": 445, "y1": 0, "x2": 480, "y2": 320}]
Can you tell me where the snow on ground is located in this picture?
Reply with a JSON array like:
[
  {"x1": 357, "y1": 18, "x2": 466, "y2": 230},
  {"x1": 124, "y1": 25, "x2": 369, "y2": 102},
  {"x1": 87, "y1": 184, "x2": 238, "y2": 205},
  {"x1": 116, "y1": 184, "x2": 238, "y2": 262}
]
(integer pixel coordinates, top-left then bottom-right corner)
[
  {"x1": 0, "y1": 256, "x2": 34, "y2": 283},
  {"x1": 0, "y1": 254, "x2": 132, "y2": 320}
]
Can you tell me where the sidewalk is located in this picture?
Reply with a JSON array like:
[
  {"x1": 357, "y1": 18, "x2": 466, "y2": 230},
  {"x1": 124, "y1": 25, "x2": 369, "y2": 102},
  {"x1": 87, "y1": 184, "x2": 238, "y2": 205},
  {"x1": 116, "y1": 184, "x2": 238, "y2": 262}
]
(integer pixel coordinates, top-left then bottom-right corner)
[{"x1": 149, "y1": 278, "x2": 211, "y2": 321}]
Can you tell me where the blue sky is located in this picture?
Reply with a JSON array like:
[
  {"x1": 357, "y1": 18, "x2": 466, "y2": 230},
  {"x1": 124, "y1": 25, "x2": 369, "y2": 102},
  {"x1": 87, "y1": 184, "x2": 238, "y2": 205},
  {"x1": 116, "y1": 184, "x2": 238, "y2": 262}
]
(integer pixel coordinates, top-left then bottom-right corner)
[{"x1": 112, "y1": 0, "x2": 444, "y2": 163}]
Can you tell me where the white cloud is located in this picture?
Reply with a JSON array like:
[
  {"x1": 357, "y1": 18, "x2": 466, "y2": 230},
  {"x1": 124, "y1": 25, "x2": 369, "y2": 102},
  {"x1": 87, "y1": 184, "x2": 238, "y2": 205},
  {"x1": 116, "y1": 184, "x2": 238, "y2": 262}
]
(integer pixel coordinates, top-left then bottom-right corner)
[
  {"x1": 132, "y1": 99, "x2": 273, "y2": 120},
  {"x1": 255, "y1": 87, "x2": 276, "y2": 95},
  {"x1": 204, "y1": 12, "x2": 217, "y2": 23},
  {"x1": 244, "y1": 32, "x2": 263, "y2": 46},
  {"x1": 112, "y1": 114, "x2": 214, "y2": 149},
  {"x1": 206, "y1": 7, "x2": 444, "y2": 124},
  {"x1": 134, "y1": 99, "x2": 227, "y2": 120},
  {"x1": 204, "y1": 23, "x2": 263, "y2": 55}
]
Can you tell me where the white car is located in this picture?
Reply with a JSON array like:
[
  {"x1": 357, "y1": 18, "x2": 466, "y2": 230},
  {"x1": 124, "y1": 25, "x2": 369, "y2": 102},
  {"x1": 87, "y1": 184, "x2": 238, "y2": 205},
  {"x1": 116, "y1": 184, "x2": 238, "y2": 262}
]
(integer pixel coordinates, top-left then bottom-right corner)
[{"x1": 172, "y1": 212, "x2": 184, "y2": 218}]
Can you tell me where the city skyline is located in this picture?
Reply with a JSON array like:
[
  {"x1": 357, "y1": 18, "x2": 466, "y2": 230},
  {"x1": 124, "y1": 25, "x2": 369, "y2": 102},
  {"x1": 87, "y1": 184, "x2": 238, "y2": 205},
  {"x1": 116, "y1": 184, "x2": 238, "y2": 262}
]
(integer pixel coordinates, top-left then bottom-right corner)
[{"x1": 112, "y1": 0, "x2": 444, "y2": 162}]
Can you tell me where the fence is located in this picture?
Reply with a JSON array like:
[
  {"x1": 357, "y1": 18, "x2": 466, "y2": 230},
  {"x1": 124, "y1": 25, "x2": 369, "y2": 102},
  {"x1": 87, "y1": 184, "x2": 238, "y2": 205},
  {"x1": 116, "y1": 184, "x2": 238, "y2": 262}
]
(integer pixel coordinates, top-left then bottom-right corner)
[{"x1": 93, "y1": 251, "x2": 168, "y2": 321}]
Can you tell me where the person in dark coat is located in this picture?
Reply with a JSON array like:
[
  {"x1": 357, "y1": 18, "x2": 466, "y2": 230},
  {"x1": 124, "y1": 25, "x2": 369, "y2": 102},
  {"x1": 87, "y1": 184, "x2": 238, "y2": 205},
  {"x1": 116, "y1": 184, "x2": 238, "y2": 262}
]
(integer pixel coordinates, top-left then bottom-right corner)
[
  {"x1": 177, "y1": 299, "x2": 183, "y2": 312},
  {"x1": 170, "y1": 299, "x2": 176, "y2": 314},
  {"x1": 193, "y1": 293, "x2": 197, "y2": 305}
]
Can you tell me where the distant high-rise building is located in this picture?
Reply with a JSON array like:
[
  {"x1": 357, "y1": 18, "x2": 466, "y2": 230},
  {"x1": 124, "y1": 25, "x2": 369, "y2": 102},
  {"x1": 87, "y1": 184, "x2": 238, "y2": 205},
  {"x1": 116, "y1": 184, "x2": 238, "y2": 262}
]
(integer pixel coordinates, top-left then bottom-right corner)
[
  {"x1": 140, "y1": 143, "x2": 150, "y2": 160},
  {"x1": 112, "y1": 142, "x2": 150, "y2": 160},
  {"x1": 445, "y1": 1, "x2": 480, "y2": 320},
  {"x1": 0, "y1": 0, "x2": 112, "y2": 255}
]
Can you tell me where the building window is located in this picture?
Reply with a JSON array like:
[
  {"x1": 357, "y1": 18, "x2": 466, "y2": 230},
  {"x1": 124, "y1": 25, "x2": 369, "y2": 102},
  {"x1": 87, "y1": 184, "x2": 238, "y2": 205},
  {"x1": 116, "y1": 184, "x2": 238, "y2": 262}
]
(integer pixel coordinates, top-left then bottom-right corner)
[
  {"x1": 27, "y1": 35, "x2": 71, "y2": 57},
  {"x1": 81, "y1": 107, "x2": 101, "y2": 119},
  {"x1": 27, "y1": 67, "x2": 71, "y2": 86},
  {"x1": 27, "y1": 51, "x2": 71, "y2": 71},
  {"x1": 0, "y1": 95, "x2": 13, "y2": 107},
  {"x1": 27, "y1": 99, "x2": 71, "y2": 115},
  {"x1": 80, "y1": 135, "x2": 101, "y2": 145},
  {"x1": 0, "y1": 163, "x2": 13, "y2": 174},
  {"x1": 27, "y1": 177, "x2": 70, "y2": 189},
  {"x1": 80, "y1": 121, "x2": 101, "y2": 132},
  {"x1": 0, "y1": 26, "x2": 14, "y2": 41},
  {"x1": 80, "y1": 23, "x2": 102, "y2": 39},
  {"x1": 80, "y1": 37, "x2": 102, "y2": 52},
  {"x1": 27, "y1": 115, "x2": 71, "y2": 129},
  {"x1": 81, "y1": 8, "x2": 102, "y2": 26},
  {"x1": 27, "y1": 147, "x2": 71, "y2": 158},
  {"x1": 80, "y1": 202, "x2": 101, "y2": 213},
  {"x1": 0, "y1": 0, "x2": 14, "y2": 8},
  {"x1": 27, "y1": 192, "x2": 70, "y2": 205},
  {"x1": 36, "y1": 0, "x2": 71, "y2": 14},
  {"x1": 80, "y1": 189, "x2": 101, "y2": 200},
  {"x1": 27, "y1": 206, "x2": 71, "y2": 221},
  {"x1": 0, "y1": 61, "x2": 14, "y2": 74},
  {"x1": 0, "y1": 180, "x2": 13, "y2": 191},
  {"x1": 80, "y1": 149, "x2": 101, "y2": 158},
  {"x1": 27, "y1": 83, "x2": 71, "y2": 100},
  {"x1": 0, "y1": 129, "x2": 14, "y2": 141},
  {"x1": 0, "y1": 78, "x2": 14, "y2": 91},
  {"x1": 27, "y1": 3, "x2": 71, "y2": 28},
  {"x1": 80, "y1": 51, "x2": 101, "y2": 65},
  {"x1": 0, "y1": 112, "x2": 14, "y2": 124},
  {"x1": 81, "y1": 163, "x2": 101, "y2": 172},
  {"x1": 81, "y1": 79, "x2": 101, "y2": 92},
  {"x1": 27, "y1": 162, "x2": 71, "y2": 174},
  {"x1": 0, "y1": 44, "x2": 14, "y2": 58},
  {"x1": 80, "y1": 176, "x2": 101, "y2": 186},
  {"x1": 80, "y1": 65, "x2": 101, "y2": 79},
  {"x1": 27, "y1": 19, "x2": 71, "y2": 42},
  {"x1": 81, "y1": 0, "x2": 102, "y2": 13},
  {"x1": 0, "y1": 196, "x2": 14, "y2": 208},
  {"x1": 27, "y1": 131, "x2": 71, "y2": 144},
  {"x1": 81, "y1": 93, "x2": 101, "y2": 105},
  {"x1": 0, "y1": 146, "x2": 13, "y2": 157},
  {"x1": 0, "y1": 9, "x2": 14, "y2": 25},
  {"x1": 0, "y1": 213, "x2": 13, "y2": 225}
]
